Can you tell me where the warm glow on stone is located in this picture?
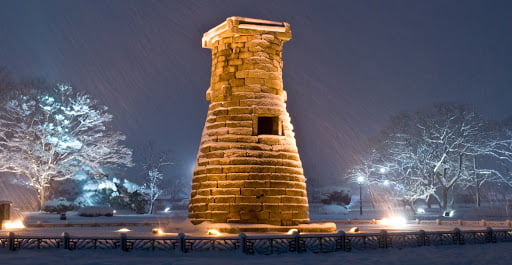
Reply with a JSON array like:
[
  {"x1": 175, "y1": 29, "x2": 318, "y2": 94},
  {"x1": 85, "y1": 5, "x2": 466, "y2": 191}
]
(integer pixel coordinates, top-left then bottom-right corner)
[
  {"x1": 189, "y1": 16, "x2": 309, "y2": 227},
  {"x1": 207, "y1": 229, "x2": 221, "y2": 236},
  {"x1": 152, "y1": 228, "x2": 163, "y2": 235},
  {"x1": 287, "y1": 228, "x2": 298, "y2": 234},
  {"x1": 115, "y1": 228, "x2": 132, "y2": 232}
]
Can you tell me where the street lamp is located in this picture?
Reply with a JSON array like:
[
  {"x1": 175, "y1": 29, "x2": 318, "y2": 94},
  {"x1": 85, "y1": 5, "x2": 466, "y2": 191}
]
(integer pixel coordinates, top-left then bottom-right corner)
[{"x1": 357, "y1": 176, "x2": 364, "y2": 216}]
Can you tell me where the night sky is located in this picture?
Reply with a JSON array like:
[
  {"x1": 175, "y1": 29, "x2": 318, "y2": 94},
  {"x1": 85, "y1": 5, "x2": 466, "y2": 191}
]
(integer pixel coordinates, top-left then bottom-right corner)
[{"x1": 1, "y1": 0, "x2": 511, "y2": 187}]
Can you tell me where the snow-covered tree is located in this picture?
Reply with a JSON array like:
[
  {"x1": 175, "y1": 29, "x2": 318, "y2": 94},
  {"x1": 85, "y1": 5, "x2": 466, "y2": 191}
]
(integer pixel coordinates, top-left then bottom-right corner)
[
  {"x1": 348, "y1": 104, "x2": 503, "y2": 211},
  {"x1": 143, "y1": 169, "x2": 163, "y2": 214},
  {"x1": 136, "y1": 141, "x2": 172, "y2": 214},
  {"x1": 0, "y1": 83, "x2": 133, "y2": 207}
]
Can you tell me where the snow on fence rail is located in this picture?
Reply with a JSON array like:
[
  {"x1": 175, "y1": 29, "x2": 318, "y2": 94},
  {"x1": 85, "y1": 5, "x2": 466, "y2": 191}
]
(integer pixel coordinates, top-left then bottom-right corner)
[{"x1": 1, "y1": 228, "x2": 512, "y2": 254}]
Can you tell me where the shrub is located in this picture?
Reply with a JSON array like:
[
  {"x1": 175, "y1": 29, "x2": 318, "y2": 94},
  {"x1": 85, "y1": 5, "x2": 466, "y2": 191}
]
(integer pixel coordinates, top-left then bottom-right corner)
[
  {"x1": 321, "y1": 190, "x2": 351, "y2": 206},
  {"x1": 77, "y1": 206, "x2": 114, "y2": 217},
  {"x1": 42, "y1": 198, "x2": 76, "y2": 213}
]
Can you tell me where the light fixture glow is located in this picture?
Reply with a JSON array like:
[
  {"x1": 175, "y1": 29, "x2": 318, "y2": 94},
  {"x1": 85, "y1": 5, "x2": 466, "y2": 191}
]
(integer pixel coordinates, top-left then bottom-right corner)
[
  {"x1": 152, "y1": 228, "x2": 163, "y2": 235},
  {"x1": 207, "y1": 229, "x2": 221, "y2": 236},
  {"x1": 287, "y1": 228, "x2": 298, "y2": 234},
  {"x1": 3, "y1": 220, "x2": 25, "y2": 229},
  {"x1": 357, "y1": 176, "x2": 364, "y2": 184},
  {"x1": 379, "y1": 216, "x2": 407, "y2": 227},
  {"x1": 115, "y1": 228, "x2": 132, "y2": 232}
]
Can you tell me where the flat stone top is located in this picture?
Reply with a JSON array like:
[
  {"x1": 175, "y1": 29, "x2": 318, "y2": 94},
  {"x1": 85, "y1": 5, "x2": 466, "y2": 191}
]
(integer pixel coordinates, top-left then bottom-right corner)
[{"x1": 202, "y1": 16, "x2": 292, "y2": 48}]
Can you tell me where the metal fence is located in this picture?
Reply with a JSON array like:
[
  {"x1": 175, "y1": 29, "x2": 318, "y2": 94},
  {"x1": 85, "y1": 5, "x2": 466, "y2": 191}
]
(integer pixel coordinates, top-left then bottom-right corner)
[{"x1": 2, "y1": 228, "x2": 512, "y2": 254}]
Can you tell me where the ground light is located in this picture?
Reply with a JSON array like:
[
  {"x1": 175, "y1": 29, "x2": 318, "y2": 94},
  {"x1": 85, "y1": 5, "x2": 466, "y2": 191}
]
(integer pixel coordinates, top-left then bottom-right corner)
[
  {"x1": 207, "y1": 229, "x2": 221, "y2": 236},
  {"x1": 287, "y1": 228, "x2": 298, "y2": 234},
  {"x1": 379, "y1": 216, "x2": 407, "y2": 228},
  {"x1": 3, "y1": 220, "x2": 25, "y2": 229},
  {"x1": 349, "y1": 226, "x2": 360, "y2": 233},
  {"x1": 152, "y1": 228, "x2": 164, "y2": 235},
  {"x1": 115, "y1": 228, "x2": 132, "y2": 233}
]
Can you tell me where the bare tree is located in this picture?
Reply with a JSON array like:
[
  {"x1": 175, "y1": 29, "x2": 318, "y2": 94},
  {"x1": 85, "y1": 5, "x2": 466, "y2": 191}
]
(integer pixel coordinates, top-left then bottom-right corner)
[
  {"x1": 348, "y1": 104, "x2": 501, "y2": 212},
  {"x1": 136, "y1": 141, "x2": 172, "y2": 214},
  {"x1": 0, "y1": 83, "x2": 133, "y2": 207}
]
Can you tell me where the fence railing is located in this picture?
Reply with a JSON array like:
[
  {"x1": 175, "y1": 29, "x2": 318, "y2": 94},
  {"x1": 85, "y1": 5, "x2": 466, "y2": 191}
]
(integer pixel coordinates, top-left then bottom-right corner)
[{"x1": 2, "y1": 228, "x2": 512, "y2": 254}]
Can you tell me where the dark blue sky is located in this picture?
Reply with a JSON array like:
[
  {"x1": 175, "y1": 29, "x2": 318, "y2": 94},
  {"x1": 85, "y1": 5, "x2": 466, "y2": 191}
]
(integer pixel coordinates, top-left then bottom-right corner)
[{"x1": 1, "y1": 0, "x2": 511, "y2": 186}]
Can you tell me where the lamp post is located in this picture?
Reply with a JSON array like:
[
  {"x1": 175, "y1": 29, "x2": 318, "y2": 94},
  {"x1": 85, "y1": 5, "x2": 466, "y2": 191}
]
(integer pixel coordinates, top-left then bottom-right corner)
[{"x1": 357, "y1": 176, "x2": 364, "y2": 216}]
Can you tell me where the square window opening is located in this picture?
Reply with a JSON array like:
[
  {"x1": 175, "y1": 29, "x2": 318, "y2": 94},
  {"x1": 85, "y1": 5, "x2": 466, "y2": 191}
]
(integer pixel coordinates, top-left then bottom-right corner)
[{"x1": 257, "y1": 116, "x2": 280, "y2": 135}]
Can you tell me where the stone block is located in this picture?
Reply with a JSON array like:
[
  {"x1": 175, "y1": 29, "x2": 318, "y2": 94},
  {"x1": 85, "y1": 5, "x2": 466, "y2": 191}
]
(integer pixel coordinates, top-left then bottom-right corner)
[
  {"x1": 265, "y1": 79, "x2": 283, "y2": 90},
  {"x1": 208, "y1": 204, "x2": 230, "y2": 212},
  {"x1": 193, "y1": 196, "x2": 215, "y2": 204},
  {"x1": 196, "y1": 189, "x2": 211, "y2": 196},
  {"x1": 227, "y1": 127, "x2": 253, "y2": 135},
  {"x1": 207, "y1": 174, "x2": 227, "y2": 181},
  {"x1": 200, "y1": 181, "x2": 218, "y2": 189},
  {"x1": 285, "y1": 189, "x2": 307, "y2": 197},
  {"x1": 274, "y1": 166, "x2": 303, "y2": 175},
  {"x1": 217, "y1": 180, "x2": 244, "y2": 188},
  {"x1": 226, "y1": 120, "x2": 253, "y2": 128},
  {"x1": 216, "y1": 135, "x2": 239, "y2": 142},
  {"x1": 244, "y1": 180, "x2": 270, "y2": 188},
  {"x1": 211, "y1": 188, "x2": 241, "y2": 196},
  {"x1": 244, "y1": 77, "x2": 266, "y2": 85},
  {"x1": 189, "y1": 204, "x2": 209, "y2": 212},
  {"x1": 192, "y1": 174, "x2": 207, "y2": 183},
  {"x1": 214, "y1": 196, "x2": 236, "y2": 203},
  {"x1": 228, "y1": 78, "x2": 245, "y2": 87},
  {"x1": 258, "y1": 136, "x2": 281, "y2": 145},
  {"x1": 228, "y1": 59, "x2": 243, "y2": 65},
  {"x1": 231, "y1": 203, "x2": 262, "y2": 212},
  {"x1": 281, "y1": 196, "x2": 308, "y2": 204}
]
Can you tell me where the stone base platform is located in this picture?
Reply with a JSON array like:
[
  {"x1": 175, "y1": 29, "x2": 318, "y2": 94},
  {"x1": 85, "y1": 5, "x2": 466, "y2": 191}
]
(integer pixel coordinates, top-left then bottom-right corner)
[{"x1": 206, "y1": 222, "x2": 336, "y2": 234}]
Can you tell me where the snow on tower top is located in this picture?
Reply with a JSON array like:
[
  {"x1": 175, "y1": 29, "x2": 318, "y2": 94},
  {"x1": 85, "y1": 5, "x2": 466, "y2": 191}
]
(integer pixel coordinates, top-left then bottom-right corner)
[{"x1": 202, "y1": 16, "x2": 292, "y2": 48}]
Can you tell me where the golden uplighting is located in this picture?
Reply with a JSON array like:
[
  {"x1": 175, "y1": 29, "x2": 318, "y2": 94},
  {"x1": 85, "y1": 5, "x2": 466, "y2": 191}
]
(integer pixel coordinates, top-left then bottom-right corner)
[
  {"x1": 207, "y1": 229, "x2": 221, "y2": 236},
  {"x1": 379, "y1": 216, "x2": 407, "y2": 228},
  {"x1": 287, "y1": 228, "x2": 298, "y2": 235},
  {"x1": 152, "y1": 228, "x2": 164, "y2": 235},
  {"x1": 115, "y1": 228, "x2": 132, "y2": 232},
  {"x1": 3, "y1": 220, "x2": 25, "y2": 229},
  {"x1": 349, "y1": 226, "x2": 360, "y2": 233}
]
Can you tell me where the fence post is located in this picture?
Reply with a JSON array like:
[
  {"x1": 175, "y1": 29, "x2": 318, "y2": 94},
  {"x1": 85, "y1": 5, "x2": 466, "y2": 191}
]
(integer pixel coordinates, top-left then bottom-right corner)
[
  {"x1": 239, "y1": 233, "x2": 247, "y2": 254},
  {"x1": 179, "y1": 233, "x2": 187, "y2": 253},
  {"x1": 336, "y1": 230, "x2": 348, "y2": 251},
  {"x1": 379, "y1": 230, "x2": 389, "y2": 248},
  {"x1": 120, "y1": 233, "x2": 129, "y2": 252},
  {"x1": 62, "y1": 232, "x2": 70, "y2": 250},
  {"x1": 8, "y1": 232, "x2": 15, "y2": 251},
  {"x1": 486, "y1": 227, "x2": 496, "y2": 243},
  {"x1": 292, "y1": 231, "x2": 303, "y2": 253},
  {"x1": 453, "y1": 228, "x2": 464, "y2": 245},
  {"x1": 417, "y1": 230, "x2": 426, "y2": 246}
]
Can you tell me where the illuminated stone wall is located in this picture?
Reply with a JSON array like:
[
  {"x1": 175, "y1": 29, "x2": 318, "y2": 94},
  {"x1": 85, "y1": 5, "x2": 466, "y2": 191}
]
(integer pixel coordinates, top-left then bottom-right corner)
[{"x1": 189, "y1": 17, "x2": 309, "y2": 226}]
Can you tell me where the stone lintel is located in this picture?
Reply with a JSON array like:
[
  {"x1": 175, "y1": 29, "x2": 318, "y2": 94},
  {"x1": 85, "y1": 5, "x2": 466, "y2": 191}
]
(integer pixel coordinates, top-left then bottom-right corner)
[{"x1": 202, "y1": 16, "x2": 291, "y2": 48}]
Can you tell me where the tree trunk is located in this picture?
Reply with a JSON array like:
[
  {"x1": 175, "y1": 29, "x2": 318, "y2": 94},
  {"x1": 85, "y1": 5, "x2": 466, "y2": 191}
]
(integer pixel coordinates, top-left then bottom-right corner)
[
  {"x1": 39, "y1": 186, "x2": 46, "y2": 211},
  {"x1": 147, "y1": 200, "x2": 154, "y2": 214},
  {"x1": 442, "y1": 186, "x2": 448, "y2": 211}
]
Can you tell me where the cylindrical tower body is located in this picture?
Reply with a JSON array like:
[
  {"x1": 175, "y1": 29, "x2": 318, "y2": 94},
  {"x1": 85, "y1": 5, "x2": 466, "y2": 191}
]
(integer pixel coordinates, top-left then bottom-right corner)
[{"x1": 189, "y1": 17, "x2": 309, "y2": 226}]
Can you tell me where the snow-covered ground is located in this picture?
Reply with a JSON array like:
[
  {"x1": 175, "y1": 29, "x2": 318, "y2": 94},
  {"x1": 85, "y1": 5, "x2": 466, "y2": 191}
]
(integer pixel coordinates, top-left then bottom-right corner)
[
  {"x1": 1, "y1": 243, "x2": 512, "y2": 265},
  {"x1": 3, "y1": 207, "x2": 512, "y2": 264}
]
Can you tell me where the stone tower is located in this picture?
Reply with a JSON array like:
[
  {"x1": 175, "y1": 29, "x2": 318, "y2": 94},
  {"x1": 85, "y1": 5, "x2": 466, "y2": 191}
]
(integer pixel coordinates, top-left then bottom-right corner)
[{"x1": 189, "y1": 17, "x2": 309, "y2": 226}]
